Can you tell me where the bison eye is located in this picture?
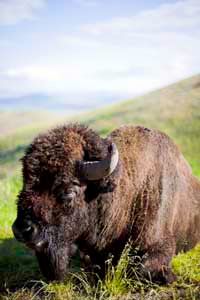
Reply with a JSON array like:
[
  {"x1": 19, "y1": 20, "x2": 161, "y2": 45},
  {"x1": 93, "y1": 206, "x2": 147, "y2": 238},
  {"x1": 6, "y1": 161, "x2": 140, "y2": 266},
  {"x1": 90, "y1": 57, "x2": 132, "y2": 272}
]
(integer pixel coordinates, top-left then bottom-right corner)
[
  {"x1": 60, "y1": 186, "x2": 80, "y2": 203},
  {"x1": 65, "y1": 190, "x2": 77, "y2": 201}
]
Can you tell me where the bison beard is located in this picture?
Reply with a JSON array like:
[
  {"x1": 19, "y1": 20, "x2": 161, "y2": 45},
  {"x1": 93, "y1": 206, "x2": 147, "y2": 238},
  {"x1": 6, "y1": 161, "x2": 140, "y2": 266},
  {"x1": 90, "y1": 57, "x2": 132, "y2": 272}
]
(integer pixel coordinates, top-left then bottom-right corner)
[
  {"x1": 12, "y1": 124, "x2": 200, "y2": 284},
  {"x1": 36, "y1": 245, "x2": 69, "y2": 281}
]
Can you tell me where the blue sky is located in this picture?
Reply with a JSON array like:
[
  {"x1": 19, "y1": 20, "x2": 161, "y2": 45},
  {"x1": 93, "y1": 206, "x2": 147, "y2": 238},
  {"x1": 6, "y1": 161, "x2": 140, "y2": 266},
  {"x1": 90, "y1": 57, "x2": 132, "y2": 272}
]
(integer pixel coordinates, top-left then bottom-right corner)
[{"x1": 0, "y1": 0, "x2": 200, "y2": 107}]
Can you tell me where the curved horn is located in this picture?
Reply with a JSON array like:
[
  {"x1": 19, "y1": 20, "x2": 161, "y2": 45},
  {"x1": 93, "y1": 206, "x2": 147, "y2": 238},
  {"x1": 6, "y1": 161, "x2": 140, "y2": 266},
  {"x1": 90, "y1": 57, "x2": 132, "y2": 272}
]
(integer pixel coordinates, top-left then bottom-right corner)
[{"x1": 79, "y1": 143, "x2": 119, "y2": 181}]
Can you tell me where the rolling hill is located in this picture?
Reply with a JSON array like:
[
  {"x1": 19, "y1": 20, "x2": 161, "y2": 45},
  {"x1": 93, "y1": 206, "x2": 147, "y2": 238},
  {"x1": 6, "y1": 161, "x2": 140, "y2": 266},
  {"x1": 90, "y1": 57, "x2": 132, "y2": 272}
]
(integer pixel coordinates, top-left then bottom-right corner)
[
  {"x1": 82, "y1": 73, "x2": 200, "y2": 177},
  {"x1": 0, "y1": 73, "x2": 200, "y2": 179}
]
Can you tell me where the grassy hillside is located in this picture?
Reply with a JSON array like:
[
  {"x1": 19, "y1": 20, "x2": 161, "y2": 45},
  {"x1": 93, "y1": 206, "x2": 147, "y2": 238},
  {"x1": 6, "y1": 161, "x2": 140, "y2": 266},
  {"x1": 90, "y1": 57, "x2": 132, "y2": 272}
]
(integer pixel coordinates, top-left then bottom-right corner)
[
  {"x1": 1, "y1": 74, "x2": 200, "y2": 179},
  {"x1": 82, "y1": 73, "x2": 200, "y2": 177},
  {"x1": 0, "y1": 74, "x2": 200, "y2": 299}
]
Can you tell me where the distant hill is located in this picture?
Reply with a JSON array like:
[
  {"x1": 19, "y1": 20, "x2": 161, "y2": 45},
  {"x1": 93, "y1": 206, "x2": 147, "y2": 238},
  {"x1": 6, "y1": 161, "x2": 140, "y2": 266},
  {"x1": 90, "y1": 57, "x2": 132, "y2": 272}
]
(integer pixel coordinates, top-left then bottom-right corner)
[
  {"x1": 0, "y1": 110, "x2": 63, "y2": 137},
  {"x1": 0, "y1": 73, "x2": 200, "y2": 178},
  {"x1": 0, "y1": 92, "x2": 119, "y2": 113}
]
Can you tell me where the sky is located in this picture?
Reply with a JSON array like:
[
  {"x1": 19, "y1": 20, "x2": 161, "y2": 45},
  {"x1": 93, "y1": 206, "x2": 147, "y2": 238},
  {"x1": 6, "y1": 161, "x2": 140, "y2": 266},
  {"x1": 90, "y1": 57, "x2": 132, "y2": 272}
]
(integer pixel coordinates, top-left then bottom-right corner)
[{"x1": 0, "y1": 0, "x2": 200, "y2": 108}]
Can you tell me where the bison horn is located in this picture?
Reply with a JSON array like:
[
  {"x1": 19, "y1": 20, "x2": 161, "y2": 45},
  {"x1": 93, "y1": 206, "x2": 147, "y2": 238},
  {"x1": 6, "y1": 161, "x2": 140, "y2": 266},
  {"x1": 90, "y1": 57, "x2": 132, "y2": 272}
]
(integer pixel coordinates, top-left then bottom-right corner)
[{"x1": 79, "y1": 143, "x2": 119, "y2": 180}]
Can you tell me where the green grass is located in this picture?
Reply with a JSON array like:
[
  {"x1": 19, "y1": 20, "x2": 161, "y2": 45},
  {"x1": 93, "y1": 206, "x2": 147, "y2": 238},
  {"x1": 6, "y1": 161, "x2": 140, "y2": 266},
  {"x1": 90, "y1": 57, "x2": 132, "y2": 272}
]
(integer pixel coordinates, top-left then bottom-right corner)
[
  {"x1": 0, "y1": 175, "x2": 21, "y2": 236},
  {"x1": 0, "y1": 73, "x2": 200, "y2": 299}
]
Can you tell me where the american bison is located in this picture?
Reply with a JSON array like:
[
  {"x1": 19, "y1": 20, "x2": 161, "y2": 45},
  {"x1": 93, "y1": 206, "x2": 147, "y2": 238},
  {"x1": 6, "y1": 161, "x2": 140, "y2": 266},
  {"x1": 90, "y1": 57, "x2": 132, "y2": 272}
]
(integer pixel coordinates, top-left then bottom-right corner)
[{"x1": 12, "y1": 124, "x2": 200, "y2": 283}]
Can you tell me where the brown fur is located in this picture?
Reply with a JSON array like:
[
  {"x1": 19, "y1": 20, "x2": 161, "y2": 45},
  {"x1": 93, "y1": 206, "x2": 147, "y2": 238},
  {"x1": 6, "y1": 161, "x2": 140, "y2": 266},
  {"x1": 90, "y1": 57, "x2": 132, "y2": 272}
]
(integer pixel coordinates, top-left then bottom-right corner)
[{"x1": 13, "y1": 124, "x2": 200, "y2": 283}]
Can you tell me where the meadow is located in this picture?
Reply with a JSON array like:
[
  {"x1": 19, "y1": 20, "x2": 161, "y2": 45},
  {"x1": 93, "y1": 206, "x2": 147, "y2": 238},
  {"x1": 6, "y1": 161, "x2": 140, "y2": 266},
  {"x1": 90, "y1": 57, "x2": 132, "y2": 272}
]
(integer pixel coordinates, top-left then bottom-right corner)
[{"x1": 0, "y1": 74, "x2": 200, "y2": 299}]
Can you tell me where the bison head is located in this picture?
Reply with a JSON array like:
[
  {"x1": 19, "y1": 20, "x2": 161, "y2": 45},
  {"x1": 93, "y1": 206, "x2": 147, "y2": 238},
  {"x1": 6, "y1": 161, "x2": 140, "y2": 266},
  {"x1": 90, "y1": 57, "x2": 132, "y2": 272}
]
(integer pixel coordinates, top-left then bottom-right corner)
[{"x1": 12, "y1": 125, "x2": 118, "y2": 281}]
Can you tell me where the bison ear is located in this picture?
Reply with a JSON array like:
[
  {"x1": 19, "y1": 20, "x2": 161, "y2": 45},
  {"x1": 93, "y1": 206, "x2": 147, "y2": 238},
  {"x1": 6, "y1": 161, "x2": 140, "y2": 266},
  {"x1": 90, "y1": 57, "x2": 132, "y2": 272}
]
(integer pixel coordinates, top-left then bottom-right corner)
[
  {"x1": 77, "y1": 143, "x2": 119, "y2": 181},
  {"x1": 84, "y1": 180, "x2": 117, "y2": 202},
  {"x1": 85, "y1": 175, "x2": 118, "y2": 202},
  {"x1": 83, "y1": 163, "x2": 119, "y2": 202}
]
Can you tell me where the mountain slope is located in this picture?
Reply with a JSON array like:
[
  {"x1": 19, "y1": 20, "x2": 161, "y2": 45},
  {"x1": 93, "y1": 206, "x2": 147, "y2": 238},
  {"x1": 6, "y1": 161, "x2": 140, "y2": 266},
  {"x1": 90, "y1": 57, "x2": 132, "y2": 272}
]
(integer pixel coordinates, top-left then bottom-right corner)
[
  {"x1": 82, "y1": 74, "x2": 200, "y2": 176},
  {"x1": 0, "y1": 74, "x2": 200, "y2": 178}
]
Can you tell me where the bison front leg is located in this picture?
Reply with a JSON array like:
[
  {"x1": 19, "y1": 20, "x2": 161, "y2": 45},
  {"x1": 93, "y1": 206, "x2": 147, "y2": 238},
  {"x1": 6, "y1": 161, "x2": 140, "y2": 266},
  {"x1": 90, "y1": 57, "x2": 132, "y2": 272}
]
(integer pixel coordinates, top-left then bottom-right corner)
[{"x1": 140, "y1": 237, "x2": 176, "y2": 284}]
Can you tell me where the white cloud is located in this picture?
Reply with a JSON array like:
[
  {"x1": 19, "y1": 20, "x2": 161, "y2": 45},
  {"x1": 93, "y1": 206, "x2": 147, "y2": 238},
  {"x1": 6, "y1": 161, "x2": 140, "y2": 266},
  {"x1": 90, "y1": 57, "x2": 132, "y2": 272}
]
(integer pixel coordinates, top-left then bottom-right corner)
[
  {"x1": 0, "y1": 0, "x2": 46, "y2": 25},
  {"x1": 0, "y1": 0, "x2": 199, "y2": 101},
  {"x1": 59, "y1": 34, "x2": 102, "y2": 48},
  {"x1": 4, "y1": 66, "x2": 65, "y2": 82},
  {"x1": 0, "y1": 64, "x2": 92, "y2": 97},
  {"x1": 76, "y1": 0, "x2": 200, "y2": 92},
  {"x1": 82, "y1": 0, "x2": 200, "y2": 35}
]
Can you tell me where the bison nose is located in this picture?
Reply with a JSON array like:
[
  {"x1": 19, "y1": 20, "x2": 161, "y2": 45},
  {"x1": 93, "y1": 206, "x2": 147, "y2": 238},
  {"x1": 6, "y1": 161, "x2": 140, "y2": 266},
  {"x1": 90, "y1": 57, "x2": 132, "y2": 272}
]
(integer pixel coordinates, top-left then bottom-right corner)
[{"x1": 12, "y1": 219, "x2": 38, "y2": 243}]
